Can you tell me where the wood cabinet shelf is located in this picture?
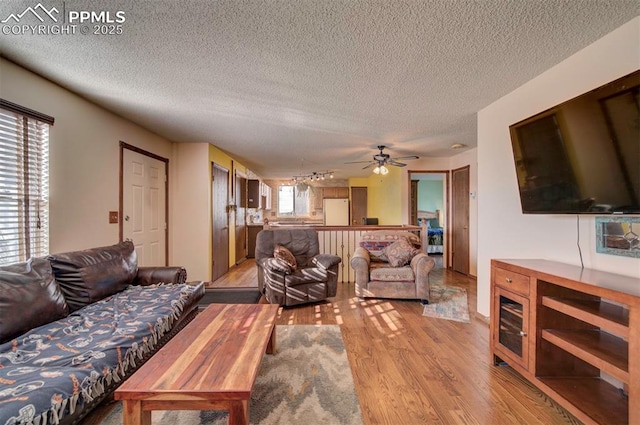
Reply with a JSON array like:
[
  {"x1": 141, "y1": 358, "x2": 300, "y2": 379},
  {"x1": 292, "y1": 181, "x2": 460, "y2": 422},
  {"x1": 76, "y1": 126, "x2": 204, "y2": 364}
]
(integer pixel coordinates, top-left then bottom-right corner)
[
  {"x1": 541, "y1": 329, "x2": 629, "y2": 383},
  {"x1": 491, "y1": 259, "x2": 639, "y2": 425},
  {"x1": 541, "y1": 296, "x2": 629, "y2": 338},
  {"x1": 537, "y1": 377, "x2": 628, "y2": 425}
]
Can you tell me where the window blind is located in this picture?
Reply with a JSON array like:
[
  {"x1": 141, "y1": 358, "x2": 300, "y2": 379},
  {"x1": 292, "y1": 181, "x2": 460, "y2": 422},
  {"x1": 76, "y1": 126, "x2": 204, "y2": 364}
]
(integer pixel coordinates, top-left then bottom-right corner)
[{"x1": 0, "y1": 101, "x2": 52, "y2": 265}]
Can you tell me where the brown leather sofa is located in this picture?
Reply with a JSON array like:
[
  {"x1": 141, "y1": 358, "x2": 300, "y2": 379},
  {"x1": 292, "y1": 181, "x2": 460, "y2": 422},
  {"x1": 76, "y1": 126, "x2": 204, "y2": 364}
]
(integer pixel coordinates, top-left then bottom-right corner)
[
  {"x1": 255, "y1": 229, "x2": 341, "y2": 306},
  {"x1": 0, "y1": 241, "x2": 204, "y2": 425}
]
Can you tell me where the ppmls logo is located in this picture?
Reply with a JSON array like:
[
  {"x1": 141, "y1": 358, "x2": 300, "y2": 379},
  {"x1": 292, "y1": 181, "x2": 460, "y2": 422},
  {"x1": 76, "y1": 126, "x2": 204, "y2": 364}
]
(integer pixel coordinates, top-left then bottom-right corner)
[
  {"x1": 1, "y1": 3, "x2": 59, "y2": 23},
  {"x1": 2, "y1": 2, "x2": 126, "y2": 36}
]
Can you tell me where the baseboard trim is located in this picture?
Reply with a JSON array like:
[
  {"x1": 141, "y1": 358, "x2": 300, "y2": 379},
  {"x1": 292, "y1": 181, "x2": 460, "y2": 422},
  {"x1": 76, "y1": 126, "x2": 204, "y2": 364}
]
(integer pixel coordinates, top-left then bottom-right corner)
[{"x1": 475, "y1": 312, "x2": 490, "y2": 326}]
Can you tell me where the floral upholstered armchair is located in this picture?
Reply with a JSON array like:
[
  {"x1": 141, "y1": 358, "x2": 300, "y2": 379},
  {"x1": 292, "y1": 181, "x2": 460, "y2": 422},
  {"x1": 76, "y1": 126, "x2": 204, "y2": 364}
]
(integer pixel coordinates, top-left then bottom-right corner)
[{"x1": 350, "y1": 230, "x2": 435, "y2": 304}]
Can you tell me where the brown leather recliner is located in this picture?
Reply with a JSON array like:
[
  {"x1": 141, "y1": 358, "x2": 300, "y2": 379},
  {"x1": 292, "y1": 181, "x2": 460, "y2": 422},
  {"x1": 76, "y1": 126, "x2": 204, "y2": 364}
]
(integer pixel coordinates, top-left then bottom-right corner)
[{"x1": 255, "y1": 229, "x2": 341, "y2": 306}]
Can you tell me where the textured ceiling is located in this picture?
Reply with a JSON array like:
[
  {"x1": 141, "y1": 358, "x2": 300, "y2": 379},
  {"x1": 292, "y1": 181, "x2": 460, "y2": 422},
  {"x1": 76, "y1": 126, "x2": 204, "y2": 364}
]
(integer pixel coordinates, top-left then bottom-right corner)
[{"x1": 0, "y1": 1, "x2": 638, "y2": 179}]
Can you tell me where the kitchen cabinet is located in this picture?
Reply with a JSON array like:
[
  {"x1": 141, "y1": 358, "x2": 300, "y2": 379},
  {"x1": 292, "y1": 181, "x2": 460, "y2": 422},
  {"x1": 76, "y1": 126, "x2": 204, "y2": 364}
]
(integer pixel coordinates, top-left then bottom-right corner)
[
  {"x1": 247, "y1": 225, "x2": 263, "y2": 258},
  {"x1": 248, "y1": 179, "x2": 260, "y2": 208},
  {"x1": 322, "y1": 187, "x2": 349, "y2": 199},
  {"x1": 261, "y1": 182, "x2": 272, "y2": 210},
  {"x1": 248, "y1": 180, "x2": 272, "y2": 209}
]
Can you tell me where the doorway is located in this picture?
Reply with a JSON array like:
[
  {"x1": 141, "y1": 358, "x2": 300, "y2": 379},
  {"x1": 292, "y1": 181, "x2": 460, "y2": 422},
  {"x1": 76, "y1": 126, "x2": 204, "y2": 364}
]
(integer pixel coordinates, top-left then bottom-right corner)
[
  {"x1": 212, "y1": 163, "x2": 230, "y2": 281},
  {"x1": 120, "y1": 142, "x2": 168, "y2": 266},
  {"x1": 408, "y1": 171, "x2": 448, "y2": 268},
  {"x1": 451, "y1": 166, "x2": 470, "y2": 275},
  {"x1": 350, "y1": 187, "x2": 367, "y2": 225}
]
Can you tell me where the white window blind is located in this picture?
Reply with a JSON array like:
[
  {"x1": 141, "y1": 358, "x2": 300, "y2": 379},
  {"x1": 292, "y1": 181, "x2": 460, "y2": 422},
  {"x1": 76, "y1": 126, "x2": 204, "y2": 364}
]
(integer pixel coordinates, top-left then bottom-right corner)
[{"x1": 0, "y1": 99, "x2": 53, "y2": 265}]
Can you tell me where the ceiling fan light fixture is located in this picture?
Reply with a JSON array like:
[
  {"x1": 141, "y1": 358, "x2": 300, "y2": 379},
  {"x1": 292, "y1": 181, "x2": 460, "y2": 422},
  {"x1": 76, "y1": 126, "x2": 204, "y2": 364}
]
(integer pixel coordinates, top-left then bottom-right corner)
[
  {"x1": 373, "y1": 166, "x2": 381, "y2": 174},
  {"x1": 380, "y1": 165, "x2": 389, "y2": 175}
]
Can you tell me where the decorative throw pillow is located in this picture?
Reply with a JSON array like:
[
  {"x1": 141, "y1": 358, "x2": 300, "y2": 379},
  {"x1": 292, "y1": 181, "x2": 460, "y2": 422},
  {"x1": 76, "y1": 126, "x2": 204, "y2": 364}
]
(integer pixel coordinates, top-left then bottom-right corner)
[
  {"x1": 382, "y1": 238, "x2": 421, "y2": 267},
  {"x1": 274, "y1": 245, "x2": 297, "y2": 270}
]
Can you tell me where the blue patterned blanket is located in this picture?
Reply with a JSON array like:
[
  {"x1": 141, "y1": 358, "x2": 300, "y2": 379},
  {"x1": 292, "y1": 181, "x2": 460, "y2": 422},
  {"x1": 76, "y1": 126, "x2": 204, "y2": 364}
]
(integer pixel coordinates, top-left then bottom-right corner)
[{"x1": 0, "y1": 283, "x2": 200, "y2": 425}]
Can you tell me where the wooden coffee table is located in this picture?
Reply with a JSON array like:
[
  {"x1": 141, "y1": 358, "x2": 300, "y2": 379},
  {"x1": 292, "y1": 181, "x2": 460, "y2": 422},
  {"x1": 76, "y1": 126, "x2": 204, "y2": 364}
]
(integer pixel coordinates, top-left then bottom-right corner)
[{"x1": 114, "y1": 303, "x2": 279, "y2": 425}]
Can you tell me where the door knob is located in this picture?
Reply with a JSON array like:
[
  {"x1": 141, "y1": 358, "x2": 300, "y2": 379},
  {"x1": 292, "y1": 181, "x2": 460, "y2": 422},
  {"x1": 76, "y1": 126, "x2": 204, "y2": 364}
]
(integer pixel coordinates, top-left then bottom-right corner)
[{"x1": 124, "y1": 215, "x2": 130, "y2": 221}]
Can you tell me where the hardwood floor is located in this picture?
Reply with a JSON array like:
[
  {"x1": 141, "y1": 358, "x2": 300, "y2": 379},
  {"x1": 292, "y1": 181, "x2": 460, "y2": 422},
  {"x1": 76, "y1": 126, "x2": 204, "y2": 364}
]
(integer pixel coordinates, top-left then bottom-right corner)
[
  {"x1": 85, "y1": 260, "x2": 579, "y2": 424},
  {"x1": 211, "y1": 260, "x2": 579, "y2": 425}
]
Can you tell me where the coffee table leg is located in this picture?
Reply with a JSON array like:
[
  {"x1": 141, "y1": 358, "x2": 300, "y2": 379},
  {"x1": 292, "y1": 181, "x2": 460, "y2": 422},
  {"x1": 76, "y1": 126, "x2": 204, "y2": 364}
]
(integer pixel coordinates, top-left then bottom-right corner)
[
  {"x1": 228, "y1": 400, "x2": 249, "y2": 425},
  {"x1": 266, "y1": 325, "x2": 276, "y2": 354},
  {"x1": 122, "y1": 400, "x2": 151, "y2": 425}
]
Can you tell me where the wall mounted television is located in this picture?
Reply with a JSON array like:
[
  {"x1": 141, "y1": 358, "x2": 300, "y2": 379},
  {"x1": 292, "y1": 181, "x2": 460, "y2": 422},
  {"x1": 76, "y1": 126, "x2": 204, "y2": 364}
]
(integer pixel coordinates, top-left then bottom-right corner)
[{"x1": 509, "y1": 70, "x2": 640, "y2": 214}]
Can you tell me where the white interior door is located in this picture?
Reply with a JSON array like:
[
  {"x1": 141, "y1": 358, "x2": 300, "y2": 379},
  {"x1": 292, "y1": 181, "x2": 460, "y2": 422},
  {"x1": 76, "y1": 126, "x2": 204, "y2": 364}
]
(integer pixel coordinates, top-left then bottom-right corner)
[{"x1": 123, "y1": 149, "x2": 166, "y2": 266}]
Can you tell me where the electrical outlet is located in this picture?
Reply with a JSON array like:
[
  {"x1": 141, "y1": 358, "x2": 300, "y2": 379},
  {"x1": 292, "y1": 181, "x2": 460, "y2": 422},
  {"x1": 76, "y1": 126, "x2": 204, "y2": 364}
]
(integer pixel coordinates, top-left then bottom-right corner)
[{"x1": 109, "y1": 211, "x2": 119, "y2": 224}]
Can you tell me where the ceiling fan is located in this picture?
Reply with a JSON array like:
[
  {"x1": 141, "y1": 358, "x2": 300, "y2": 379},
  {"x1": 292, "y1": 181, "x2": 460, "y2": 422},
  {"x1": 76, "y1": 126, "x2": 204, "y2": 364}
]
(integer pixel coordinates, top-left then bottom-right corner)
[{"x1": 345, "y1": 145, "x2": 419, "y2": 174}]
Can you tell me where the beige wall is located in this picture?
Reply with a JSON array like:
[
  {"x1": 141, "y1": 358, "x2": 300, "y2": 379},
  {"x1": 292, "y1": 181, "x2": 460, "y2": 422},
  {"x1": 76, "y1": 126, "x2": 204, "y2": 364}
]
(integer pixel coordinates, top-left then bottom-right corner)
[
  {"x1": 477, "y1": 18, "x2": 640, "y2": 317},
  {"x1": 0, "y1": 58, "x2": 175, "y2": 255},
  {"x1": 170, "y1": 143, "x2": 211, "y2": 281}
]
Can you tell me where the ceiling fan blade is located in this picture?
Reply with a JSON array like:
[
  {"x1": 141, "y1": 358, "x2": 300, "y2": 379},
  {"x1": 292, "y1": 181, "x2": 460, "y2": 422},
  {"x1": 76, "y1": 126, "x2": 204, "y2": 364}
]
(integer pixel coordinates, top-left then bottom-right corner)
[
  {"x1": 362, "y1": 163, "x2": 376, "y2": 170},
  {"x1": 387, "y1": 160, "x2": 407, "y2": 167},
  {"x1": 392, "y1": 155, "x2": 419, "y2": 161},
  {"x1": 345, "y1": 160, "x2": 374, "y2": 164}
]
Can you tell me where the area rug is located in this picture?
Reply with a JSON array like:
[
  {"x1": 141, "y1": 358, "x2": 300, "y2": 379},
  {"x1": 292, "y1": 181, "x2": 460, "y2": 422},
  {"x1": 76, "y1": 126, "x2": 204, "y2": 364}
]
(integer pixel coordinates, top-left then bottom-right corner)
[
  {"x1": 422, "y1": 284, "x2": 471, "y2": 323},
  {"x1": 100, "y1": 325, "x2": 363, "y2": 425}
]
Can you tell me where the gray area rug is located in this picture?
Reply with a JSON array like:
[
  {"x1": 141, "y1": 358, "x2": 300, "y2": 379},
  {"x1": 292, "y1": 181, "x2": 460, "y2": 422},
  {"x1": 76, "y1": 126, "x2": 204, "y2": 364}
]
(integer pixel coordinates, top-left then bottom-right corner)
[
  {"x1": 100, "y1": 325, "x2": 363, "y2": 425},
  {"x1": 422, "y1": 284, "x2": 471, "y2": 323}
]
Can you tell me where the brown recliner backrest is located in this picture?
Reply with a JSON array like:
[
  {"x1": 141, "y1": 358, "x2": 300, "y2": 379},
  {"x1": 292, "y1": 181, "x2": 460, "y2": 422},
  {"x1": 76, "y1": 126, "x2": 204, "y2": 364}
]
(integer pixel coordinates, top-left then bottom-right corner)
[{"x1": 255, "y1": 229, "x2": 320, "y2": 268}]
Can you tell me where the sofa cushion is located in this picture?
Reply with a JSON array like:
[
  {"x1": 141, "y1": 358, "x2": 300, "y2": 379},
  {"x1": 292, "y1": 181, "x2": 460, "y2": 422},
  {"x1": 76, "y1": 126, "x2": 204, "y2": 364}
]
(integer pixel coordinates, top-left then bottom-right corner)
[
  {"x1": 284, "y1": 267, "x2": 328, "y2": 286},
  {"x1": 0, "y1": 283, "x2": 202, "y2": 425},
  {"x1": 274, "y1": 244, "x2": 297, "y2": 270},
  {"x1": 370, "y1": 264, "x2": 415, "y2": 282},
  {"x1": 359, "y1": 231, "x2": 422, "y2": 261},
  {"x1": 255, "y1": 229, "x2": 320, "y2": 268},
  {"x1": 358, "y1": 240, "x2": 391, "y2": 262},
  {"x1": 382, "y1": 238, "x2": 421, "y2": 267},
  {"x1": 48, "y1": 240, "x2": 138, "y2": 312},
  {"x1": 0, "y1": 258, "x2": 69, "y2": 344}
]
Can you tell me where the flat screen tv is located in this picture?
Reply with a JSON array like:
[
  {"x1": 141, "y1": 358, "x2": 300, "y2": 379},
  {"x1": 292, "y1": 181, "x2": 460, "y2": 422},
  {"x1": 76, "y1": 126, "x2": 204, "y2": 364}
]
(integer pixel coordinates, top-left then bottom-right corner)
[{"x1": 509, "y1": 70, "x2": 640, "y2": 214}]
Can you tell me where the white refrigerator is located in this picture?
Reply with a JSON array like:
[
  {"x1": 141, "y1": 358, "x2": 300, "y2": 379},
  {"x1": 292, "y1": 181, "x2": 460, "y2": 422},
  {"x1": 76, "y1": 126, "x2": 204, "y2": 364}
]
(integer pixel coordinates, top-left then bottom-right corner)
[{"x1": 323, "y1": 198, "x2": 349, "y2": 225}]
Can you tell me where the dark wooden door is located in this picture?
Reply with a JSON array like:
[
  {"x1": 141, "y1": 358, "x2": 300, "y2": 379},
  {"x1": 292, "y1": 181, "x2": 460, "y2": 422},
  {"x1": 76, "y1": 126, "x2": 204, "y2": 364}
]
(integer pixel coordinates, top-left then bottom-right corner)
[
  {"x1": 410, "y1": 180, "x2": 418, "y2": 225},
  {"x1": 350, "y1": 187, "x2": 367, "y2": 225},
  {"x1": 212, "y1": 164, "x2": 229, "y2": 281},
  {"x1": 452, "y1": 166, "x2": 470, "y2": 275},
  {"x1": 235, "y1": 176, "x2": 247, "y2": 264}
]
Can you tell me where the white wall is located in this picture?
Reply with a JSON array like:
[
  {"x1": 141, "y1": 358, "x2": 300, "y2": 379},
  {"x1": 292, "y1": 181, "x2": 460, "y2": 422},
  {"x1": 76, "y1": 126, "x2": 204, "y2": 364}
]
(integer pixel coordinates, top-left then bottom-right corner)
[
  {"x1": 0, "y1": 58, "x2": 176, "y2": 255},
  {"x1": 170, "y1": 142, "x2": 211, "y2": 281},
  {"x1": 477, "y1": 18, "x2": 640, "y2": 317}
]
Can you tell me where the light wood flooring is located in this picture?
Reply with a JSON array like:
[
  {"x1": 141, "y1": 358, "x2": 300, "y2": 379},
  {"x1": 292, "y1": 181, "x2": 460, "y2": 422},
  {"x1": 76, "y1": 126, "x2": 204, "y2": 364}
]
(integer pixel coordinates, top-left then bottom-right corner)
[
  {"x1": 209, "y1": 259, "x2": 579, "y2": 425},
  {"x1": 86, "y1": 259, "x2": 579, "y2": 425}
]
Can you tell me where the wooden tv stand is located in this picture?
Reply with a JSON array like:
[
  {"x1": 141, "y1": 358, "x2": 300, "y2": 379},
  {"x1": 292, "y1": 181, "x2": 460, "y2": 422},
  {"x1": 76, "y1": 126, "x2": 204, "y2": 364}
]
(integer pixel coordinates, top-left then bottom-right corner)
[{"x1": 490, "y1": 259, "x2": 639, "y2": 425}]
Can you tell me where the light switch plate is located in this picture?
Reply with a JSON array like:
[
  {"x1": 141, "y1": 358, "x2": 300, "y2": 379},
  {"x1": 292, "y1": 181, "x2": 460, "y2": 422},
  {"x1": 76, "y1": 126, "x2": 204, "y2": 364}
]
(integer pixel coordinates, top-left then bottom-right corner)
[{"x1": 109, "y1": 211, "x2": 119, "y2": 224}]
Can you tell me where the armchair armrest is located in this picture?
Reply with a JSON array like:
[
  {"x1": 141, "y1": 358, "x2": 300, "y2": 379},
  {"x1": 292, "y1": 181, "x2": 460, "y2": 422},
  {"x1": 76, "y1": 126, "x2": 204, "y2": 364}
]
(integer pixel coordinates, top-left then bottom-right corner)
[
  {"x1": 410, "y1": 253, "x2": 435, "y2": 302},
  {"x1": 410, "y1": 253, "x2": 435, "y2": 275},
  {"x1": 259, "y1": 257, "x2": 293, "y2": 274},
  {"x1": 134, "y1": 266, "x2": 187, "y2": 286},
  {"x1": 350, "y1": 247, "x2": 370, "y2": 270},
  {"x1": 312, "y1": 254, "x2": 341, "y2": 270}
]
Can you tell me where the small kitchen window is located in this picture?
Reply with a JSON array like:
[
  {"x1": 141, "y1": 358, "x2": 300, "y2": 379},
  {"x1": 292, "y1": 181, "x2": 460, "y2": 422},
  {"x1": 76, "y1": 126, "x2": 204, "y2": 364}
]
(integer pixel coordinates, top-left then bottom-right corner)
[{"x1": 277, "y1": 185, "x2": 309, "y2": 217}]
